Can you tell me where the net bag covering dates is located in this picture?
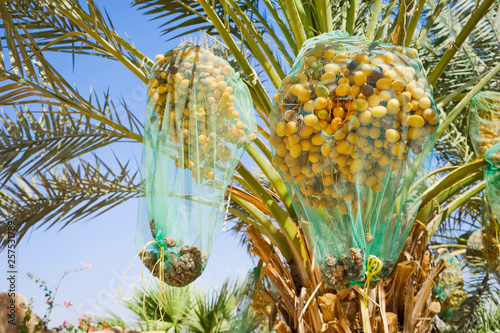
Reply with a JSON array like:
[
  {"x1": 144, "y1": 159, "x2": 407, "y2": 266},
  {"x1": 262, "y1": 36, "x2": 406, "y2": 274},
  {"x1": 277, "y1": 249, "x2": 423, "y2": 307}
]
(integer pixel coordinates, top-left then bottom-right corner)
[
  {"x1": 466, "y1": 225, "x2": 499, "y2": 268},
  {"x1": 468, "y1": 91, "x2": 500, "y2": 267},
  {"x1": 270, "y1": 31, "x2": 438, "y2": 289},
  {"x1": 138, "y1": 42, "x2": 257, "y2": 287},
  {"x1": 484, "y1": 144, "x2": 500, "y2": 261},
  {"x1": 434, "y1": 251, "x2": 467, "y2": 320},
  {"x1": 468, "y1": 91, "x2": 500, "y2": 157}
]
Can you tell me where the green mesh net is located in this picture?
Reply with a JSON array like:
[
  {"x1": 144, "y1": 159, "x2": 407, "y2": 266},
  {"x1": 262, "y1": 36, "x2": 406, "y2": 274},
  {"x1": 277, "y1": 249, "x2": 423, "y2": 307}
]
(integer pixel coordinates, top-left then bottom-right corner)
[
  {"x1": 467, "y1": 92, "x2": 500, "y2": 270},
  {"x1": 484, "y1": 143, "x2": 500, "y2": 267},
  {"x1": 270, "y1": 31, "x2": 438, "y2": 289},
  {"x1": 138, "y1": 42, "x2": 257, "y2": 287},
  {"x1": 466, "y1": 228, "x2": 485, "y2": 258},
  {"x1": 466, "y1": 223, "x2": 499, "y2": 267},
  {"x1": 434, "y1": 251, "x2": 467, "y2": 320},
  {"x1": 485, "y1": 143, "x2": 500, "y2": 220},
  {"x1": 468, "y1": 91, "x2": 500, "y2": 156}
]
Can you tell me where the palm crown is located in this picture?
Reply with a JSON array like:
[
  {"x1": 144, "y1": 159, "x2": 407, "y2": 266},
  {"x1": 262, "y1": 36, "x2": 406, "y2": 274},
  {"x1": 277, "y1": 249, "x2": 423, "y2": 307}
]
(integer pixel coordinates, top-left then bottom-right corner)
[{"x1": 1, "y1": 0, "x2": 500, "y2": 331}]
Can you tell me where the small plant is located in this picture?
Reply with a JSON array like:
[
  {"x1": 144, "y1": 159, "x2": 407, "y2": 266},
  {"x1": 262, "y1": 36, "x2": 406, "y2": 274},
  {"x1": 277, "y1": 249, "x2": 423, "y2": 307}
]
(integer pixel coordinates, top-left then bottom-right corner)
[
  {"x1": 26, "y1": 263, "x2": 95, "y2": 332},
  {"x1": 15, "y1": 300, "x2": 31, "y2": 333},
  {"x1": 54, "y1": 313, "x2": 109, "y2": 333}
]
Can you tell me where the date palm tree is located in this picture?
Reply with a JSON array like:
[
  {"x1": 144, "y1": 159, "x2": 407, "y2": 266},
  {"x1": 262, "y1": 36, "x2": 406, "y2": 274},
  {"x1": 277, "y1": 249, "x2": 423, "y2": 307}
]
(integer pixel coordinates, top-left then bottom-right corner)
[
  {"x1": 103, "y1": 279, "x2": 268, "y2": 333},
  {"x1": 1, "y1": 0, "x2": 500, "y2": 331}
]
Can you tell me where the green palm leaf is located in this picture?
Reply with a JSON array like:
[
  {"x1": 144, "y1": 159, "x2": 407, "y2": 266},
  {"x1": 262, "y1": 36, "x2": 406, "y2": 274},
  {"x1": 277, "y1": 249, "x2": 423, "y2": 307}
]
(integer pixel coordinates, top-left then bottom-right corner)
[
  {"x1": 0, "y1": 101, "x2": 135, "y2": 183},
  {"x1": 0, "y1": 156, "x2": 141, "y2": 247},
  {"x1": 1, "y1": 0, "x2": 152, "y2": 79},
  {"x1": 188, "y1": 280, "x2": 239, "y2": 333},
  {"x1": 132, "y1": 0, "x2": 261, "y2": 40}
]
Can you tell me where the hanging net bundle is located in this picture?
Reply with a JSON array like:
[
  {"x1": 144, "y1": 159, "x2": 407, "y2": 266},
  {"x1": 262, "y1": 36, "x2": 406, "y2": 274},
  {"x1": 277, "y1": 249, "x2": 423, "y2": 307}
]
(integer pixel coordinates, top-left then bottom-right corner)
[
  {"x1": 434, "y1": 251, "x2": 467, "y2": 320},
  {"x1": 468, "y1": 91, "x2": 500, "y2": 270},
  {"x1": 270, "y1": 31, "x2": 438, "y2": 289},
  {"x1": 466, "y1": 228, "x2": 485, "y2": 258},
  {"x1": 468, "y1": 91, "x2": 500, "y2": 156},
  {"x1": 466, "y1": 224, "x2": 499, "y2": 269},
  {"x1": 485, "y1": 143, "x2": 500, "y2": 219},
  {"x1": 138, "y1": 42, "x2": 257, "y2": 287},
  {"x1": 484, "y1": 144, "x2": 500, "y2": 266}
]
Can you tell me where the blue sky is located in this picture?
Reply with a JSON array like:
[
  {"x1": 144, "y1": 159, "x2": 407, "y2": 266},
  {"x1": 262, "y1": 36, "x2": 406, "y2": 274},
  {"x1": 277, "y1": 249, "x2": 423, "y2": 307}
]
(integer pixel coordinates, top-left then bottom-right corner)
[{"x1": 0, "y1": 2, "x2": 258, "y2": 327}]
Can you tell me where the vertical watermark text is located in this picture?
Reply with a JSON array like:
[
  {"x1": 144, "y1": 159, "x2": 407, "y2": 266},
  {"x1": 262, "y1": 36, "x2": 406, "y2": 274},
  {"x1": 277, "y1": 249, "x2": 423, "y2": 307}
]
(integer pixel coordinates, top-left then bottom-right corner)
[{"x1": 6, "y1": 221, "x2": 17, "y2": 325}]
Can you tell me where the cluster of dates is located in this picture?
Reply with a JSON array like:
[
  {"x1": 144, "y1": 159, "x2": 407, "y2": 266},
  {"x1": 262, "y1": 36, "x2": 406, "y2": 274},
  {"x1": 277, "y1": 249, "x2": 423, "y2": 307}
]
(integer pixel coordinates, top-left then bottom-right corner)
[
  {"x1": 271, "y1": 43, "x2": 437, "y2": 211},
  {"x1": 141, "y1": 44, "x2": 257, "y2": 287},
  {"x1": 148, "y1": 46, "x2": 256, "y2": 184}
]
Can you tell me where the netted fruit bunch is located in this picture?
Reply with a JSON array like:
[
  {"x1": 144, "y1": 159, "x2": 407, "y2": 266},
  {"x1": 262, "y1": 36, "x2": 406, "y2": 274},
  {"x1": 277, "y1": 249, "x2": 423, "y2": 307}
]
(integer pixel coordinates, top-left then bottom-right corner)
[
  {"x1": 467, "y1": 228, "x2": 485, "y2": 258},
  {"x1": 468, "y1": 93, "x2": 500, "y2": 271},
  {"x1": 466, "y1": 226, "x2": 499, "y2": 267},
  {"x1": 147, "y1": 44, "x2": 257, "y2": 183},
  {"x1": 322, "y1": 248, "x2": 366, "y2": 286},
  {"x1": 270, "y1": 31, "x2": 438, "y2": 290},
  {"x1": 139, "y1": 244, "x2": 209, "y2": 287},
  {"x1": 486, "y1": 143, "x2": 500, "y2": 218},
  {"x1": 271, "y1": 38, "x2": 437, "y2": 207},
  {"x1": 434, "y1": 251, "x2": 468, "y2": 320},
  {"x1": 468, "y1": 91, "x2": 500, "y2": 159},
  {"x1": 137, "y1": 42, "x2": 257, "y2": 287}
]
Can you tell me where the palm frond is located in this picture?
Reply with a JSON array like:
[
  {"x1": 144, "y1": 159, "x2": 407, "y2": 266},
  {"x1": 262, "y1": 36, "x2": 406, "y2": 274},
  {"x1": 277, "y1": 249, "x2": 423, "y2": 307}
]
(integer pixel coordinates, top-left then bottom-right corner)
[
  {"x1": 132, "y1": 0, "x2": 262, "y2": 41},
  {"x1": 431, "y1": 196, "x2": 484, "y2": 246},
  {"x1": 0, "y1": 97, "x2": 137, "y2": 182},
  {"x1": 122, "y1": 282, "x2": 195, "y2": 332},
  {"x1": 470, "y1": 296, "x2": 500, "y2": 332},
  {"x1": 228, "y1": 206, "x2": 257, "y2": 256},
  {"x1": 0, "y1": 0, "x2": 146, "y2": 142},
  {"x1": 98, "y1": 312, "x2": 132, "y2": 331},
  {"x1": 440, "y1": 274, "x2": 500, "y2": 332},
  {"x1": 434, "y1": 119, "x2": 475, "y2": 167},
  {"x1": 1, "y1": 0, "x2": 152, "y2": 79},
  {"x1": 1, "y1": 1, "x2": 106, "y2": 59},
  {"x1": 0, "y1": 155, "x2": 141, "y2": 247},
  {"x1": 0, "y1": 65, "x2": 143, "y2": 143},
  {"x1": 416, "y1": 1, "x2": 500, "y2": 169},
  {"x1": 188, "y1": 279, "x2": 239, "y2": 333}
]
